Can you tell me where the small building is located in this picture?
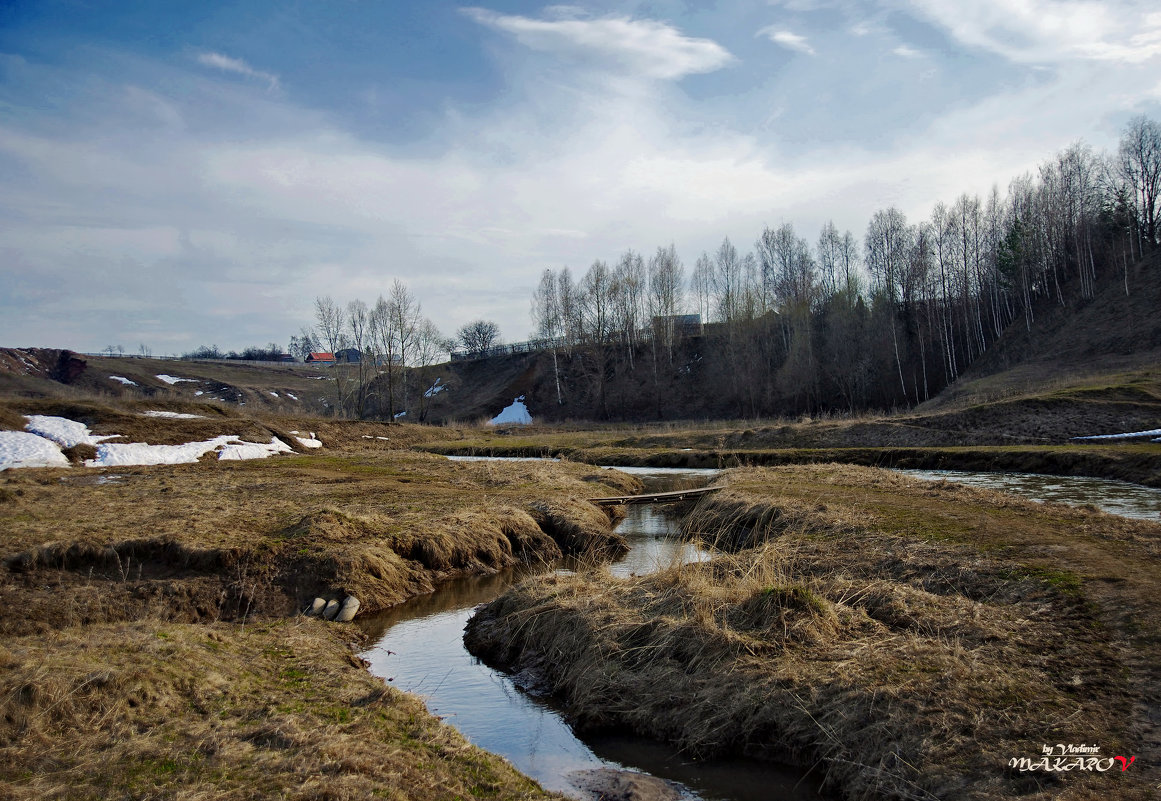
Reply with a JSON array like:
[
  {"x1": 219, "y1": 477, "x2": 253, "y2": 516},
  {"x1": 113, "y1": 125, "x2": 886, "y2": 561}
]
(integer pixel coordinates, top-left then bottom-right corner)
[
  {"x1": 306, "y1": 352, "x2": 336, "y2": 364},
  {"x1": 335, "y1": 348, "x2": 363, "y2": 363},
  {"x1": 653, "y1": 313, "x2": 703, "y2": 337}
]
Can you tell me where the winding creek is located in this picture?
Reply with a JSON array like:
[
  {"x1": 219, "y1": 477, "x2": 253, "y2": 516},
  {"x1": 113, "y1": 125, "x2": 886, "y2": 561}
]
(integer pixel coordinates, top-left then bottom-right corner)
[{"x1": 359, "y1": 461, "x2": 1161, "y2": 800}]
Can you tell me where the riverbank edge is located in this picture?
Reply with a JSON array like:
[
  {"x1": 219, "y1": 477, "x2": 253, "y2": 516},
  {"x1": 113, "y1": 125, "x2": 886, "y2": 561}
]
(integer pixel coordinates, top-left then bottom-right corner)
[
  {"x1": 464, "y1": 464, "x2": 1161, "y2": 801},
  {"x1": 424, "y1": 442, "x2": 1161, "y2": 488}
]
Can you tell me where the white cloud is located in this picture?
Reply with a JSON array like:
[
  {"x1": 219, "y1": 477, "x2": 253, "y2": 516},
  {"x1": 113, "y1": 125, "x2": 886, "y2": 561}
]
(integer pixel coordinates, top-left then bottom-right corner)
[
  {"x1": 904, "y1": 0, "x2": 1161, "y2": 64},
  {"x1": 462, "y1": 8, "x2": 735, "y2": 80},
  {"x1": 3, "y1": 10, "x2": 1158, "y2": 353},
  {"x1": 196, "y1": 51, "x2": 280, "y2": 90},
  {"x1": 893, "y1": 44, "x2": 924, "y2": 58},
  {"x1": 758, "y1": 27, "x2": 816, "y2": 55}
]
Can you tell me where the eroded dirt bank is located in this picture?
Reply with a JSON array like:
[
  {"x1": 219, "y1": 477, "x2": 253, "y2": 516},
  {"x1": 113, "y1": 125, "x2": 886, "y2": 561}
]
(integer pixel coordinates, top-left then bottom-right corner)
[
  {"x1": 0, "y1": 448, "x2": 637, "y2": 799},
  {"x1": 466, "y1": 464, "x2": 1161, "y2": 801}
]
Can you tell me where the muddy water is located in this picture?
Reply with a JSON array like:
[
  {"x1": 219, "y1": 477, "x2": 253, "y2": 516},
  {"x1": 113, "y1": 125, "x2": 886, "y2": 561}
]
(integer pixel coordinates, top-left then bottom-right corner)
[
  {"x1": 359, "y1": 468, "x2": 824, "y2": 801},
  {"x1": 897, "y1": 468, "x2": 1161, "y2": 521}
]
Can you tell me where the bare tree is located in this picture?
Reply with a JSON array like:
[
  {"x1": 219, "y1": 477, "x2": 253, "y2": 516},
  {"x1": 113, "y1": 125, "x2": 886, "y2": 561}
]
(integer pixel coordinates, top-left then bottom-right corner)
[
  {"x1": 345, "y1": 300, "x2": 372, "y2": 416},
  {"x1": 712, "y1": 237, "x2": 744, "y2": 324},
  {"x1": 612, "y1": 249, "x2": 647, "y2": 368},
  {"x1": 1119, "y1": 114, "x2": 1161, "y2": 248},
  {"x1": 532, "y1": 268, "x2": 565, "y2": 404},
  {"x1": 457, "y1": 319, "x2": 501, "y2": 356},
  {"x1": 690, "y1": 252, "x2": 714, "y2": 323},
  {"x1": 388, "y1": 280, "x2": 420, "y2": 417},
  {"x1": 314, "y1": 296, "x2": 344, "y2": 354},
  {"x1": 413, "y1": 318, "x2": 448, "y2": 421}
]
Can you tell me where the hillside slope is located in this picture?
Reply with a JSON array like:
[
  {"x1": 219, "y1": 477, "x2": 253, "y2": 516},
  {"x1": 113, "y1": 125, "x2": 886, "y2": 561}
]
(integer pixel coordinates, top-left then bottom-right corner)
[
  {"x1": 0, "y1": 350, "x2": 336, "y2": 416},
  {"x1": 421, "y1": 255, "x2": 1161, "y2": 443}
]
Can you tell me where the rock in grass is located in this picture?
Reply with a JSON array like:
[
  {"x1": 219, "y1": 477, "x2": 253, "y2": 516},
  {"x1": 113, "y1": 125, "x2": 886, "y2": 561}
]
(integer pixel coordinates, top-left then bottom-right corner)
[
  {"x1": 304, "y1": 597, "x2": 327, "y2": 617},
  {"x1": 321, "y1": 599, "x2": 340, "y2": 620},
  {"x1": 335, "y1": 596, "x2": 360, "y2": 623}
]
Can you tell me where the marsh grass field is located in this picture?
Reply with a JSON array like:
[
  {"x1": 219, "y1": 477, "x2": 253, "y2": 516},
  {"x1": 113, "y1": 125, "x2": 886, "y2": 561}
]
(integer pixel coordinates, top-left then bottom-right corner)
[{"x1": 2, "y1": 364, "x2": 1160, "y2": 800}]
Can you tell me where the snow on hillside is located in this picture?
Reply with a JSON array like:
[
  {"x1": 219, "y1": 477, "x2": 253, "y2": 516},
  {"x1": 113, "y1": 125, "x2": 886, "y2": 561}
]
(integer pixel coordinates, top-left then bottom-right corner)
[
  {"x1": 2, "y1": 414, "x2": 322, "y2": 471},
  {"x1": 24, "y1": 415, "x2": 120, "y2": 447},
  {"x1": 156, "y1": 374, "x2": 195, "y2": 385},
  {"x1": 0, "y1": 431, "x2": 70, "y2": 470},
  {"x1": 109, "y1": 375, "x2": 136, "y2": 386},
  {"x1": 489, "y1": 396, "x2": 532, "y2": 425}
]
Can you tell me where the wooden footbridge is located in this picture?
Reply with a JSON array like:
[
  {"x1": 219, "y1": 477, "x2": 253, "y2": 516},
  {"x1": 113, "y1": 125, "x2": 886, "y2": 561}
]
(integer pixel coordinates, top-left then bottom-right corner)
[{"x1": 587, "y1": 485, "x2": 724, "y2": 507}]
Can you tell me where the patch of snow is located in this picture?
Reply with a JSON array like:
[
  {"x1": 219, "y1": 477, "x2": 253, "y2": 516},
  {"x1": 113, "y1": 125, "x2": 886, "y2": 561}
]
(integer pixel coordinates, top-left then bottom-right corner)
[
  {"x1": 489, "y1": 396, "x2": 532, "y2": 426},
  {"x1": 23, "y1": 415, "x2": 119, "y2": 447},
  {"x1": 394, "y1": 411, "x2": 407, "y2": 419},
  {"x1": 86, "y1": 436, "x2": 239, "y2": 467},
  {"x1": 376, "y1": 436, "x2": 389, "y2": 440},
  {"x1": 1072, "y1": 428, "x2": 1161, "y2": 441},
  {"x1": 295, "y1": 435, "x2": 323, "y2": 449},
  {"x1": 424, "y1": 378, "x2": 445, "y2": 398},
  {"x1": 85, "y1": 434, "x2": 297, "y2": 467},
  {"x1": 141, "y1": 411, "x2": 205, "y2": 419},
  {"x1": 218, "y1": 437, "x2": 293, "y2": 461},
  {"x1": 194, "y1": 390, "x2": 204, "y2": 396},
  {"x1": 0, "y1": 431, "x2": 70, "y2": 470},
  {"x1": 269, "y1": 391, "x2": 279, "y2": 398},
  {"x1": 156, "y1": 374, "x2": 195, "y2": 385},
  {"x1": 286, "y1": 392, "x2": 298, "y2": 401},
  {"x1": 109, "y1": 375, "x2": 137, "y2": 386}
]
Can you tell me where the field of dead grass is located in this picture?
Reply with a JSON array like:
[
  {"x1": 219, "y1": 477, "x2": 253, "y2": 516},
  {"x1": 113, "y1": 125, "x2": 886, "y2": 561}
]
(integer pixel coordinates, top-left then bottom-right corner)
[
  {"x1": 0, "y1": 413, "x2": 642, "y2": 799},
  {"x1": 466, "y1": 464, "x2": 1161, "y2": 801},
  {"x1": 0, "y1": 617, "x2": 560, "y2": 801},
  {"x1": 0, "y1": 446, "x2": 638, "y2": 635}
]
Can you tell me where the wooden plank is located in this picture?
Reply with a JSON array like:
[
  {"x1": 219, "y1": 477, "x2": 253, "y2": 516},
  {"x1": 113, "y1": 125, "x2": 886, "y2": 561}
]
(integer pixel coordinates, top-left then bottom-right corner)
[{"x1": 587, "y1": 485, "x2": 725, "y2": 506}]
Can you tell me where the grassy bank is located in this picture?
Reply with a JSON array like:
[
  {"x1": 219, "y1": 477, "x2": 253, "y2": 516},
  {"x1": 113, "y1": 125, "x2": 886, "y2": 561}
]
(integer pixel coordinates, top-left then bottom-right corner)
[
  {"x1": 466, "y1": 464, "x2": 1161, "y2": 801},
  {"x1": 0, "y1": 617, "x2": 559, "y2": 801},
  {"x1": 0, "y1": 423, "x2": 639, "y2": 798}
]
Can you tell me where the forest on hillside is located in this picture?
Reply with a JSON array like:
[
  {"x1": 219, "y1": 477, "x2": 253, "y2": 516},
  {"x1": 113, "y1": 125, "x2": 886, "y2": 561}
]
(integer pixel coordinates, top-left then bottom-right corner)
[
  {"x1": 301, "y1": 116, "x2": 1159, "y2": 421},
  {"x1": 524, "y1": 115, "x2": 1160, "y2": 419}
]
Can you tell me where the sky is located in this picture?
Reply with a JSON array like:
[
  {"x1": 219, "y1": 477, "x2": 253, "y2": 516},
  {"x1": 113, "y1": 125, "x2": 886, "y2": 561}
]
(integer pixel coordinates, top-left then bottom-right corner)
[{"x1": 1, "y1": 1, "x2": 1160, "y2": 355}]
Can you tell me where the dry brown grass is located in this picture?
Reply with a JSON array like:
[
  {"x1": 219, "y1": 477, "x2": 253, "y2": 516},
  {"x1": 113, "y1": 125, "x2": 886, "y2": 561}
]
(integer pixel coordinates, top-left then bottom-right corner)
[
  {"x1": 0, "y1": 618, "x2": 561, "y2": 801},
  {"x1": 466, "y1": 464, "x2": 1161, "y2": 801},
  {"x1": 0, "y1": 451, "x2": 638, "y2": 636},
  {"x1": 0, "y1": 444, "x2": 638, "y2": 799}
]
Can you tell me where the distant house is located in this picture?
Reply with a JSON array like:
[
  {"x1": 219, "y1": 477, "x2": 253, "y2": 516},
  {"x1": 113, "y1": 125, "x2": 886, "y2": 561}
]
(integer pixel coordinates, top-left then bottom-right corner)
[
  {"x1": 335, "y1": 348, "x2": 363, "y2": 363},
  {"x1": 306, "y1": 352, "x2": 336, "y2": 364}
]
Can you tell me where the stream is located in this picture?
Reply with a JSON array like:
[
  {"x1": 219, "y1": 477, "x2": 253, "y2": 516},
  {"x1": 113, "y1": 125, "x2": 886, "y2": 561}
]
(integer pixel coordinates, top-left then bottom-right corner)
[
  {"x1": 359, "y1": 467, "x2": 825, "y2": 801},
  {"x1": 359, "y1": 460, "x2": 1161, "y2": 800},
  {"x1": 896, "y1": 468, "x2": 1161, "y2": 521}
]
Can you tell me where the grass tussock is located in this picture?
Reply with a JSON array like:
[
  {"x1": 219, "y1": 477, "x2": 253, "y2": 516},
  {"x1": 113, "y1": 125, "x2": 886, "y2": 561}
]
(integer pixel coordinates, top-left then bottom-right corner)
[
  {"x1": 0, "y1": 618, "x2": 558, "y2": 801},
  {"x1": 468, "y1": 464, "x2": 1161, "y2": 801}
]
